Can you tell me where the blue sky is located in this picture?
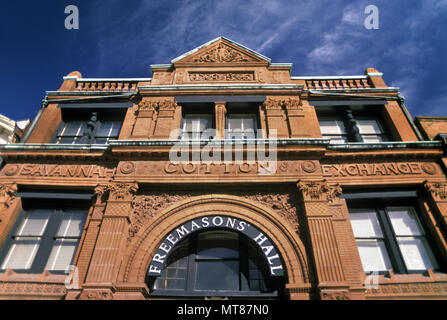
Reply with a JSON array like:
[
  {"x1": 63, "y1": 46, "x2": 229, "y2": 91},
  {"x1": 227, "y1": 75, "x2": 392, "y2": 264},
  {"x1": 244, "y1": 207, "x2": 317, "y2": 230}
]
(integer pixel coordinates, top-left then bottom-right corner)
[{"x1": 0, "y1": 0, "x2": 446, "y2": 121}]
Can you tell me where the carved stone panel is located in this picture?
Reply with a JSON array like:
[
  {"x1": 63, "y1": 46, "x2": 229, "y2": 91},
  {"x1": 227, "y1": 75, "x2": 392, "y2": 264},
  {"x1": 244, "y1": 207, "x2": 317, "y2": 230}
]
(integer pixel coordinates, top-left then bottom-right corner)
[
  {"x1": 0, "y1": 183, "x2": 17, "y2": 209},
  {"x1": 188, "y1": 71, "x2": 255, "y2": 82},
  {"x1": 190, "y1": 43, "x2": 258, "y2": 63}
]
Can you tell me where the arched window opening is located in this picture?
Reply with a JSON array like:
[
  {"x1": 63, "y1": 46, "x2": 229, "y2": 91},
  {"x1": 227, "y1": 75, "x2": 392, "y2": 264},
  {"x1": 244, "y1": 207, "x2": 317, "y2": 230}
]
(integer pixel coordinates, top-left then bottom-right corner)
[{"x1": 147, "y1": 230, "x2": 285, "y2": 298}]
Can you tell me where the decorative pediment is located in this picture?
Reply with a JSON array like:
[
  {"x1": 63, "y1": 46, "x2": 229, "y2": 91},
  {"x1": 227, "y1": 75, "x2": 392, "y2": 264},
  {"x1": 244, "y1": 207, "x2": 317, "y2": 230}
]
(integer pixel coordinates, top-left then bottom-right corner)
[{"x1": 172, "y1": 37, "x2": 270, "y2": 66}]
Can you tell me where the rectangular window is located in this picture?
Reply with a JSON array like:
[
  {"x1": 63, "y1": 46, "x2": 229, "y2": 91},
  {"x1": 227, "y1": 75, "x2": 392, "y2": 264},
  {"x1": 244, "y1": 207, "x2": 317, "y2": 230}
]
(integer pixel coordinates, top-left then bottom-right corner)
[
  {"x1": 1, "y1": 209, "x2": 51, "y2": 270},
  {"x1": 181, "y1": 114, "x2": 212, "y2": 140},
  {"x1": 93, "y1": 121, "x2": 122, "y2": 144},
  {"x1": 56, "y1": 122, "x2": 86, "y2": 145},
  {"x1": 44, "y1": 210, "x2": 86, "y2": 271},
  {"x1": 53, "y1": 108, "x2": 125, "y2": 145},
  {"x1": 195, "y1": 232, "x2": 239, "y2": 291},
  {"x1": 350, "y1": 209, "x2": 392, "y2": 272},
  {"x1": 319, "y1": 120, "x2": 348, "y2": 144},
  {"x1": 226, "y1": 114, "x2": 257, "y2": 139},
  {"x1": 316, "y1": 106, "x2": 390, "y2": 143},
  {"x1": 357, "y1": 119, "x2": 387, "y2": 143},
  {"x1": 0, "y1": 207, "x2": 87, "y2": 273},
  {"x1": 348, "y1": 203, "x2": 440, "y2": 274},
  {"x1": 386, "y1": 207, "x2": 438, "y2": 271}
]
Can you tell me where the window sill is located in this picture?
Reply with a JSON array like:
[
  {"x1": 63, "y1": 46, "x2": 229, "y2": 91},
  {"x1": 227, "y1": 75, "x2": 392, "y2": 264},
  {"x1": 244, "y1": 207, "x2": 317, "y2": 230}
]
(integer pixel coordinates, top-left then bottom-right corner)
[
  {"x1": 0, "y1": 269, "x2": 69, "y2": 282},
  {"x1": 0, "y1": 269, "x2": 69, "y2": 298},
  {"x1": 364, "y1": 269, "x2": 447, "y2": 284}
]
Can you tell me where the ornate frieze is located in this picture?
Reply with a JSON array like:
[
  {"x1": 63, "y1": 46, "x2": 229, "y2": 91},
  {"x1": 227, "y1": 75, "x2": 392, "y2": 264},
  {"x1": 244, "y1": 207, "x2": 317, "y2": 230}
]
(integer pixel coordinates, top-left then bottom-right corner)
[
  {"x1": 366, "y1": 282, "x2": 447, "y2": 297},
  {"x1": 105, "y1": 182, "x2": 138, "y2": 202},
  {"x1": 297, "y1": 181, "x2": 330, "y2": 202},
  {"x1": 191, "y1": 43, "x2": 257, "y2": 63},
  {"x1": 262, "y1": 98, "x2": 303, "y2": 111},
  {"x1": 0, "y1": 281, "x2": 67, "y2": 297},
  {"x1": 327, "y1": 184, "x2": 343, "y2": 204},
  {"x1": 1, "y1": 163, "x2": 116, "y2": 179},
  {"x1": 94, "y1": 184, "x2": 107, "y2": 203},
  {"x1": 322, "y1": 162, "x2": 438, "y2": 177},
  {"x1": 188, "y1": 71, "x2": 255, "y2": 82},
  {"x1": 117, "y1": 160, "x2": 321, "y2": 180},
  {"x1": 320, "y1": 290, "x2": 350, "y2": 300},
  {"x1": 129, "y1": 193, "x2": 192, "y2": 239},
  {"x1": 243, "y1": 193, "x2": 299, "y2": 233},
  {"x1": 128, "y1": 191, "x2": 301, "y2": 240},
  {"x1": 0, "y1": 183, "x2": 17, "y2": 209},
  {"x1": 424, "y1": 181, "x2": 447, "y2": 200},
  {"x1": 138, "y1": 100, "x2": 178, "y2": 111},
  {"x1": 78, "y1": 289, "x2": 113, "y2": 300}
]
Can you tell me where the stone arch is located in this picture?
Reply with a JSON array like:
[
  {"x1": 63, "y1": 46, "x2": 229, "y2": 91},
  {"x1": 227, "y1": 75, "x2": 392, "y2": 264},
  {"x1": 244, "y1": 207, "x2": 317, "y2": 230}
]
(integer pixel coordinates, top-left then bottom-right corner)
[{"x1": 119, "y1": 194, "x2": 309, "y2": 288}]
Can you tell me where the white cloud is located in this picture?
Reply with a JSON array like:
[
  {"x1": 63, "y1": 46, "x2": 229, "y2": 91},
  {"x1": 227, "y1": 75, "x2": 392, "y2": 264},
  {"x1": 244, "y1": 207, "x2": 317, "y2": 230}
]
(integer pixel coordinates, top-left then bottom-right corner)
[{"x1": 71, "y1": 0, "x2": 447, "y2": 116}]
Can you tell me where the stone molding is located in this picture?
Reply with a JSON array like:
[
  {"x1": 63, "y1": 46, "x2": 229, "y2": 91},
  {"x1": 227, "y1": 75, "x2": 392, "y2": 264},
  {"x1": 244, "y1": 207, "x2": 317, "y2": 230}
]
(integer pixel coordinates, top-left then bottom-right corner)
[
  {"x1": 0, "y1": 183, "x2": 17, "y2": 209},
  {"x1": 366, "y1": 281, "x2": 447, "y2": 298},
  {"x1": 105, "y1": 182, "x2": 138, "y2": 202},
  {"x1": 138, "y1": 100, "x2": 178, "y2": 112},
  {"x1": 129, "y1": 191, "x2": 301, "y2": 241},
  {"x1": 297, "y1": 180, "x2": 342, "y2": 204},
  {"x1": 424, "y1": 181, "x2": 447, "y2": 201},
  {"x1": 122, "y1": 194, "x2": 309, "y2": 286},
  {"x1": 190, "y1": 43, "x2": 257, "y2": 63},
  {"x1": 262, "y1": 98, "x2": 303, "y2": 111}
]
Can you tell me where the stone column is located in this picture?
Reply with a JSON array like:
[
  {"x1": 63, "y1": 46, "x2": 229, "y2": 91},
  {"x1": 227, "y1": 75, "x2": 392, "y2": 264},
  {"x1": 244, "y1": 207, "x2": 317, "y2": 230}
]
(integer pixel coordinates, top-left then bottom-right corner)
[
  {"x1": 81, "y1": 182, "x2": 138, "y2": 299},
  {"x1": 214, "y1": 101, "x2": 226, "y2": 139},
  {"x1": 297, "y1": 180, "x2": 350, "y2": 299}
]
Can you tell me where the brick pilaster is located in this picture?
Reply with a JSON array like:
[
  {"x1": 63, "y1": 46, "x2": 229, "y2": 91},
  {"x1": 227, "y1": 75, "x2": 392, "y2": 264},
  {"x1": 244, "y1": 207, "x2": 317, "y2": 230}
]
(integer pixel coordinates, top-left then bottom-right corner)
[
  {"x1": 422, "y1": 181, "x2": 447, "y2": 261},
  {"x1": 297, "y1": 180, "x2": 350, "y2": 299},
  {"x1": 81, "y1": 182, "x2": 138, "y2": 299},
  {"x1": 74, "y1": 185, "x2": 108, "y2": 285}
]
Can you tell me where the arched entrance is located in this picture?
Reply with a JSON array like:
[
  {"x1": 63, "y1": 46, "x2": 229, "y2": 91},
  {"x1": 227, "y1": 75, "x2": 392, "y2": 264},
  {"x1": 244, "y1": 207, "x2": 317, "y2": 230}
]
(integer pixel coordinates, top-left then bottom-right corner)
[
  {"x1": 146, "y1": 216, "x2": 286, "y2": 298},
  {"x1": 120, "y1": 194, "x2": 310, "y2": 299}
]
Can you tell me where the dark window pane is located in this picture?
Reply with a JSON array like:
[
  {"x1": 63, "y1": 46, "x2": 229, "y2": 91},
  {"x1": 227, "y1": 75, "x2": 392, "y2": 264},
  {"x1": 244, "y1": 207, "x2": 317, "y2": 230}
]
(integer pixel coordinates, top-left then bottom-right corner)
[
  {"x1": 152, "y1": 237, "x2": 189, "y2": 290},
  {"x1": 61, "y1": 122, "x2": 85, "y2": 136},
  {"x1": 97, "y1": 121, "x2": 121, "y2": 137},
  {"x1": 196, "y1": 260, "x2": 239, "y2": 291},
  {"x1": 197, "y1": 232, "x2": 238, "y2": 259},
  {"x1": 93, "y1": 138, "x2": 108, "y2": 144}
]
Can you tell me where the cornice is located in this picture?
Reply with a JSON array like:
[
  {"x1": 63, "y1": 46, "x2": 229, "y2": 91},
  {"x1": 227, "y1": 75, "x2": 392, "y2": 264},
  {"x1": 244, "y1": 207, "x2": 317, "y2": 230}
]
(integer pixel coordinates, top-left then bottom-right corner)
[
  {"x1": 138, "y1": 83, "x2": 304, "y2": 90},
  {"x1": 324, "y1": 148, "x2": 443, "y2": 161},
  {"x1": 0, "y1": 140, "x2": 443, "y2": 161},
  {"x1": 306, "y1": 88, "x2": 399, "y2": 94},
  {"x1": 46, "y1": 91, "x2": 137, "y2": 97},
  {"x1": 0, "y1": 144, "x2": 108, "y2": 160},
  {"x1": 327, "y1": 141, "x2": 442, "y2": 150}
]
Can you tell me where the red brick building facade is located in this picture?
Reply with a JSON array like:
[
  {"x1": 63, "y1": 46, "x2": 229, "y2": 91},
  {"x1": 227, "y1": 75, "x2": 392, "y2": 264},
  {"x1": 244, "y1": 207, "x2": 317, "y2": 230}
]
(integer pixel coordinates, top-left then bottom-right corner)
[{"x1": 0, "y1": 37, "x2": 446, "y2": 300}]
